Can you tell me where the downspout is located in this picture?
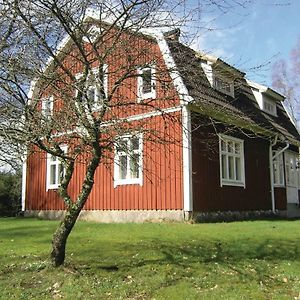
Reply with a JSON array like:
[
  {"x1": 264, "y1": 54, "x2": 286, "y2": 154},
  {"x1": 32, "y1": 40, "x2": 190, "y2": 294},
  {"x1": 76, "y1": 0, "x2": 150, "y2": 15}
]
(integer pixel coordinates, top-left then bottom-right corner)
[
  {"x1": 270, "y1": 136, "x2": 289, "y2": 213},
  {"x1": 182, "y1": 105, "x2": 193, "y2": 219},
  {"x1": 269, "y1": 135, "x2": 278, "y2": 213}
]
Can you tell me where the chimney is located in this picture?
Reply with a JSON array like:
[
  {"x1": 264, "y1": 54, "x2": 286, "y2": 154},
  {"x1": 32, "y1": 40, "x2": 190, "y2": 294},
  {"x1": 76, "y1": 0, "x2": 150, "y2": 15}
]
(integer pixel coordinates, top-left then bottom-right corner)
[{"x1": 163, "y1": 28, "x2": 180, "y2": 41}]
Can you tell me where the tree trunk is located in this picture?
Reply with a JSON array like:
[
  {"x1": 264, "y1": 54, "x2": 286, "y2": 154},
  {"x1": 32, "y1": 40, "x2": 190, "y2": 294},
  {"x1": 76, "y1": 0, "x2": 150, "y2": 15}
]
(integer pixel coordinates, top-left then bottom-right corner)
[{"x1": 51, "y1": 209, "x2": 80, "y2": 267}]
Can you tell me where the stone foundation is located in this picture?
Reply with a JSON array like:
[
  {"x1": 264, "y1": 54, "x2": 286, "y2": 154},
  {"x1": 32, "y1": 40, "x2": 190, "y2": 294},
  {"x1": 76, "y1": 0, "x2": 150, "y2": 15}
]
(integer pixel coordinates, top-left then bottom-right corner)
[
  {"x1": 24, "y1": 209, "x2": 287, "y2": 223},
  {"x1": 24, "y1": 209, "x2": 185, "y2": 223},
  {"x1": 192, "y1": 210, "x2": 284, "y2": 223}
]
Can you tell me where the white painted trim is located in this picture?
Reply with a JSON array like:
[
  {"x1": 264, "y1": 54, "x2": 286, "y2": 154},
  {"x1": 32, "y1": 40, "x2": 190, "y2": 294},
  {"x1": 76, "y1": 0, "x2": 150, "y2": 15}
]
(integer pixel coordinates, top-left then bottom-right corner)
[
  {"x1": 50, "y1": 106, "x2": 183, "y2": 139},
  {"x1": 182, "y1": 106, "x2": 193, "y2": 212},
  {"x1": 153, "y1": 31, "x2": 193, "y2": 105},
  {"x1": 21, "y1": 151, "x2": 27, "y2": 211}
]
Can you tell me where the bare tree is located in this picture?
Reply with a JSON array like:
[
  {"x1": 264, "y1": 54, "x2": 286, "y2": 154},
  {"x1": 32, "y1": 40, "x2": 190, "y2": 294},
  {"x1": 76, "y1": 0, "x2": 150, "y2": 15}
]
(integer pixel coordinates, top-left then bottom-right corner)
[
  {"x1": 0, "y1": 0, "x2": 255, "y2": 267},
  {"x1": 272, "y1": 38, "x2": 300, "y2": 126}
]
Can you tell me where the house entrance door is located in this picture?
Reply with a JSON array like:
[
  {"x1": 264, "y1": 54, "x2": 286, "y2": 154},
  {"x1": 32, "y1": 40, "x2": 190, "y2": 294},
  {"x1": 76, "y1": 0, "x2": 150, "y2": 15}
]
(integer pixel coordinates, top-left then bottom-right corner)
[{"x1": 285, "y1": 152, "x2": 299, "y2": 204}]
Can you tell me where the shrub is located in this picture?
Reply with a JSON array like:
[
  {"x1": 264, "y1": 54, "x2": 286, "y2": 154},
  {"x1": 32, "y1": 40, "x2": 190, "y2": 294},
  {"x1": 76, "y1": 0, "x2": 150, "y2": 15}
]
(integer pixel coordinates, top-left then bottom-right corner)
[{"x1": 0, "y1": 172, "x2": 21, "y2": 216}]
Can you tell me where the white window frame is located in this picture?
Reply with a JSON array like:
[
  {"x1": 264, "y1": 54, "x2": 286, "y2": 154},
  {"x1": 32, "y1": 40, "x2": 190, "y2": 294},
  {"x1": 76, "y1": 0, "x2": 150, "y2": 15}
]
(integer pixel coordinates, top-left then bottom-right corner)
[
  {"x1": 219, "y1": 134, "x2": 245, "y2": 187},
  {"x1": 41, "y1": 96, "x2": 54, "y2": 119},
  {"x1": 114, "y1": 134, "x2": 143, "y2": 187},
  {"x1": 137, "y1": 65, "x2": 156, "y2": 102},
  {"x1": 46, "y1": 145, "x2": 67, "y2": 191},
  {"x1": 213, "y1": 75, "x2": 234, "y2": 97},
  {"x1": 263, "y1": 97, "x2": 277, "y2": 116},
  {"x1": 75, "y1": 65, "x2": 108, "y2": 111},
  {"x1": 83, "y1": 25, "x2": 101, "y2": 43},
  {"x1": 273, "y1": 151, "x2": 285, "y2": 187}
]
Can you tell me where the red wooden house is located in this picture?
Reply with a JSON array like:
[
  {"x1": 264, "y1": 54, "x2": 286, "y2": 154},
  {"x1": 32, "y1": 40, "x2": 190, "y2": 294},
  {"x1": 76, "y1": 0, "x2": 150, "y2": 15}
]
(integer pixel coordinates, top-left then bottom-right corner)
[{"x1": 22, "y1": 14, "x2": 300, "y2": 222}]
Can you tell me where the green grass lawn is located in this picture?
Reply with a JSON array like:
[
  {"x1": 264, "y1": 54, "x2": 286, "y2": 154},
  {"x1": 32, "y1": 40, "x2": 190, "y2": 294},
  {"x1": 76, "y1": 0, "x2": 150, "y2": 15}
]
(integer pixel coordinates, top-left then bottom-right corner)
[{"x1": 1, "y1": 218, "x2": 300, "y2": 299}]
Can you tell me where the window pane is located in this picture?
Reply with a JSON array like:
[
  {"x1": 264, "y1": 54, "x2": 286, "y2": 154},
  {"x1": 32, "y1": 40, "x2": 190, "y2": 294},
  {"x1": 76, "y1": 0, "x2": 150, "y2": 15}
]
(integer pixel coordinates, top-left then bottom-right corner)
[
  {"x1": 87, "y1": 86, "x2": 96, "y2": 102},
  {"x1": 58, "y1": 163, "x2": 64, "y2": 184},
  {"x1": 142, "y1": 69, "x2": 152, "y2": 94},
  {"x1": 227, "y1": 141, "x2": 234, "y2": 153},
  {"x1": 221, "y1": 140, "x2": 226, "y2": 152},
  {"x1": 279, "y1": 164, "x2": 284, "y2": 185},
  {"x1": 221, "y1": 154, "x2": 227, "y2": 179},
  {"x1": 235, "y1": 143, "x2": 241, "y2": 154},
  {"x1": 116, "y1": 140, "x2": 127, "y2": 153},
  {"x1": 228, "y1": 156, "x2": 234, "y2": 179},
  {"x1": 235, "y1": 157, "x2": 241, "y2": 181},
  {"x1": 130, "y1": 154, "x2": 139, "y2": 178},
  {"x1": 50, "y1": 165, "x2": 57, "y2": 185},
  {"x1": 131, "y1": 138, "x2": 139, "y2": 150},
  {"x1": 119, "y1": 156, "x2": 127, "y2": 179}
]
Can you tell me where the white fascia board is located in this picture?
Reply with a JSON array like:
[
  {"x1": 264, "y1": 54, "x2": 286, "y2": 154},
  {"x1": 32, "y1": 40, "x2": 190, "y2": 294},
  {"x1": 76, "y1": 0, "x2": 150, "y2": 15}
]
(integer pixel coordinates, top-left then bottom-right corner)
[
  {"x1": 247, "y1": 79, "x2": 284, "y2": 102},
  {"x1": 144, "y1": 29, "x2": 193, "y2": 105}
]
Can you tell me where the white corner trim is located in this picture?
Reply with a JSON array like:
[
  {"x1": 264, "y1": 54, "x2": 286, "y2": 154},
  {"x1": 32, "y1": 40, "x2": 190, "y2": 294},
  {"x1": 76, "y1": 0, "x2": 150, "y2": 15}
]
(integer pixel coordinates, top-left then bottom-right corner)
[
  {"x1": 154, "y1": 32, "x2": 193, "y2": 105},
  {"x1": 21, "y1": 151, "x2": 27, "y2": 212},
  {"x1": 182, "y1": 106, "x2": 193, "y2": 212}
]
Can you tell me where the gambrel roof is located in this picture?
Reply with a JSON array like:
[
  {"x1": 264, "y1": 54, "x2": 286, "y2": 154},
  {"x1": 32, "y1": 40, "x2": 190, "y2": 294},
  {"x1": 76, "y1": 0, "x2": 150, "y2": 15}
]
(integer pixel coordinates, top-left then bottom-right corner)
[{"x1": 166, "y1": 38, "x2": 300, "y2": 145}]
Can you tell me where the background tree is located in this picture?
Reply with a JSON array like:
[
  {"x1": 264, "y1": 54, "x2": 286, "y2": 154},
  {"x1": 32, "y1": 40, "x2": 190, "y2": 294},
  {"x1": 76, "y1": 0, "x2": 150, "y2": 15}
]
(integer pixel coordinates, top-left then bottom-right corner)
[
  {"x1": 0, "y1": 0, "x2": 253, "y2": 267},
  {"x1": 272, "y1": 38, "x2": 300, "y2": 127},
  {"x1": 0, "y1": 171, "x2": 21, "y2": 216}
]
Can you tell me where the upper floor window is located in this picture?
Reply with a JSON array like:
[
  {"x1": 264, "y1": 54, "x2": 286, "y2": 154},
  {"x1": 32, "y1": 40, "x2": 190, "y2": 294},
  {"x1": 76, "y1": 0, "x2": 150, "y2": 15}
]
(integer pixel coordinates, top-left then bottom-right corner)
[
  {"x1": 83, "y1": 25, "x2": 101, "y2": 43},
  {"x1": 41, "y1": 96, "x2": 54, "y2": 119},
  {"x1": 213, "y1": 76, "x2": 234, "y2": 97},
  {"x1": 263, "y1": 97, "x2": 277, "y2": 116},
  {"x1": 273, "y1": 151, "x2": 284, "y2": 186},
  {"x1": 137, "y1": 66, "x2": 156, "y2": 101},
  {"x1": 46, "y1": 145, "x2": 67, "y2": 190},
  {"x1": 219, "y1": 135, "x2": 245, "y2": 187},
  {"x1": 114, "y1": 135, "x2": 143, "y2": 187},
  {"x1": 76, "y1": 65, "x2": 108, "y2": 111}
]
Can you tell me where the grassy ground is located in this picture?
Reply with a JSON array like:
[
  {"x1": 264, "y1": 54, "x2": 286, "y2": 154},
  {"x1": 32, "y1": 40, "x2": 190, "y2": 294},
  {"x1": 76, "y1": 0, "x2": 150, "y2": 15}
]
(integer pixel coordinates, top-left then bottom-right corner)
[{"x1": 1, "y1": 218, "x2": 300, "y2": 299}]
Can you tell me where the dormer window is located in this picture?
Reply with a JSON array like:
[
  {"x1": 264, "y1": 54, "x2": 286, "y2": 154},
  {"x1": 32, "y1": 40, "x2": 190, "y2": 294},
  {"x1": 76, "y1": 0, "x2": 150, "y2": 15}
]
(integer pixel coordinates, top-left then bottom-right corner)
[
  {"x1": 213, "y1": 75, "x2": 234, "y2": 97},
  {"x1": 75, "y1": 65, "x2": 108, "y2": 111},
  {"x1": 263, "y1": 96, "x2": 277, "y2": 116},
  {"x1": 137, "y1": 66, "x2": 156, "y2": 101}
]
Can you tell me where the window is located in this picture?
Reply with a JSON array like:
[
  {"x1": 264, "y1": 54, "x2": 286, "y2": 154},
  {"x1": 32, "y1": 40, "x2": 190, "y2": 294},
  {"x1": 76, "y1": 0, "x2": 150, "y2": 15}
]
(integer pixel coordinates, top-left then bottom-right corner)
[
  {"x1": 263, "y1": 97, "x2": 277, "y2": 116},
  {"x1": 137, "y1": 66, "x2": 156, "y2": 101},
  {"x1": 76, "y1": 65, "x2": 108, "y2": 111},
  {"x1": 213, "y1": 76, "x2": 234, "y2": 97},
  {"x1": 46, "y1": 146, "x2": 67, "y2": 190},
  {"x1": 41, "y1": 96, "x2": 54, "y2": 119},
  {"x1": 114, "y1": 135, "x2": 143, "y2": 187},
  {"x1": 219, "y1": 135, "x2": 245, "y2": 187},
  {"x1": 273, "y1": 151, "x2": 284, "y2": 186},
  {"x1": 83, "y1": 25, "x2": 101, "y2": 43}
]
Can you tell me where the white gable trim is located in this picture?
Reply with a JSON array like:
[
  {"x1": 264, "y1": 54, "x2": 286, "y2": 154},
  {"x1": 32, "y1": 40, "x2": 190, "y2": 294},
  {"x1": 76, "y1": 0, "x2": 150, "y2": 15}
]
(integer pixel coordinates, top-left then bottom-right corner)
[{"x1": 139, "y1": 28, "x2": 193, "y2": 105}]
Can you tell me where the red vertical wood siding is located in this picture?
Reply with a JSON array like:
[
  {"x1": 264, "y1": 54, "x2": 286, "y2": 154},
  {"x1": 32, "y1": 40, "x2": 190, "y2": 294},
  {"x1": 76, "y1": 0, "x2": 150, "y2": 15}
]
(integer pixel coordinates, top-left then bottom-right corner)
[
  {"x1": 26, "y1": 28, "x2": 184, "y2": 212},
  {"x1": 25, "y1": 113, "x2": 183, "y2": 211},
  {"x1": 274, "y1": 187, "x2": 287, "y2": 210},
  {"x1": 192, "y1": 126, "x2": 272, "y2": 212}
]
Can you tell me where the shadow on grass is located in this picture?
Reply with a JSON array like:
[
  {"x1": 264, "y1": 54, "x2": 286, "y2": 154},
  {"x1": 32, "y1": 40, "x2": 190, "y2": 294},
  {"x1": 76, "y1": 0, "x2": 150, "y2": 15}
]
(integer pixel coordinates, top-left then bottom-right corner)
[{"x1": 78, "y1": 236, "x2": 300, "y2": 274}]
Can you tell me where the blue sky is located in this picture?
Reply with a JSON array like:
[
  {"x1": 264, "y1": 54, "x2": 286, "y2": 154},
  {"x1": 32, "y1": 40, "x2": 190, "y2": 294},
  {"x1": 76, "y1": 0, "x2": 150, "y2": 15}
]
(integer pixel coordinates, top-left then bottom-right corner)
[{"x1": 187, "y1": 0, "x2": 300, "y2": 87}]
